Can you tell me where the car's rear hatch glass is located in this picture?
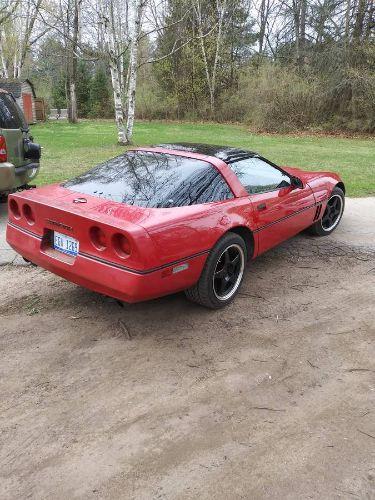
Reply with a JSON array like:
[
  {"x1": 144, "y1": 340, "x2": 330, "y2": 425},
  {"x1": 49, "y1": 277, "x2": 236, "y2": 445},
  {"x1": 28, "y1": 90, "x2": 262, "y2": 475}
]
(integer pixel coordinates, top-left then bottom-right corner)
[{"x1": 63, "y1": 151, "x2": 233, "y2": 208}]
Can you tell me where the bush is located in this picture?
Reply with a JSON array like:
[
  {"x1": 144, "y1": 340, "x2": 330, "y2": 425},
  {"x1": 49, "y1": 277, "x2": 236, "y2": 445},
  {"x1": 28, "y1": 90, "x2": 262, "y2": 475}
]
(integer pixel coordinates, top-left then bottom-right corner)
[
  {"x1": 142, "y1": 42, "x2": 375, "y2": 133},
  {"x1": 219, "y1": 64, "x2": 326, "y2": 131},
  {"x1": 136, "y1": 81, "x2": 179, "y2": 120}
]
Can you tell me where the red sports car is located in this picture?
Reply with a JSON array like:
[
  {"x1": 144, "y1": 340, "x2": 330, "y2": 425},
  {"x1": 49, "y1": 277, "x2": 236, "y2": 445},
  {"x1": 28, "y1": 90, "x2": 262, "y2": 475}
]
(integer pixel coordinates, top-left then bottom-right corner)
[{"x1": 6, "y1": 144, "x2": 345, "y2": 308}]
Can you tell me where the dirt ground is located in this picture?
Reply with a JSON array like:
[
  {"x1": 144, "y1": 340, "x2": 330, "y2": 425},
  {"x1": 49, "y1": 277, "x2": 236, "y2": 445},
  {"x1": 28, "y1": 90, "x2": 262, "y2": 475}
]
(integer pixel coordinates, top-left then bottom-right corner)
[{"x1": 0, "y1": 199, "x2": 374, "y2": 500}]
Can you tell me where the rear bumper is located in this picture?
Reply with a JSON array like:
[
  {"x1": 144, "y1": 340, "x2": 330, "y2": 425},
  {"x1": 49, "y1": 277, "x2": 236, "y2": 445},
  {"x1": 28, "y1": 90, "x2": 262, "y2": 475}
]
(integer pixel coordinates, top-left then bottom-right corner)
[
  {"x1": 15, "y1": 162, "x2": 40, "y2": 175},
  {"x1": 6, "y1": 222, "x2": 208, "y2": 303},
  {"x1": 0, "y1": 161, "x2": 39, "y2": 192}
]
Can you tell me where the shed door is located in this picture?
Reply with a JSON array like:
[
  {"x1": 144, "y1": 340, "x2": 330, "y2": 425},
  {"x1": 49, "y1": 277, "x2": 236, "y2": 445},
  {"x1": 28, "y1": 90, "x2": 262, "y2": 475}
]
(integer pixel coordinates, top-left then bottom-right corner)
[{"x1": 22, "y1": 93, "x2": 33, "y2": 123}]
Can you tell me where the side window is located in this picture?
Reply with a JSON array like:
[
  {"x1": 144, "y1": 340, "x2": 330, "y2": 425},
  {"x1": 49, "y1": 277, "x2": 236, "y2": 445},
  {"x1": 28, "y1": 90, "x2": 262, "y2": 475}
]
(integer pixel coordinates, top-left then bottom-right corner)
[
  {"x1": 229, "y1": 157, "x2": 290, "y2": 194},
  {"x1": 193, "y1": 172, "x2": 234, "y2": 205}
]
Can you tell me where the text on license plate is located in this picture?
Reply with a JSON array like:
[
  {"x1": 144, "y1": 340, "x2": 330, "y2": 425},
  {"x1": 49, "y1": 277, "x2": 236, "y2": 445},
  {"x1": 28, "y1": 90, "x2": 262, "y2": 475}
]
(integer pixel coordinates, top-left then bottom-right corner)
[{"x1": 53, "y1": 231, "x2": 79, "y2": 256}]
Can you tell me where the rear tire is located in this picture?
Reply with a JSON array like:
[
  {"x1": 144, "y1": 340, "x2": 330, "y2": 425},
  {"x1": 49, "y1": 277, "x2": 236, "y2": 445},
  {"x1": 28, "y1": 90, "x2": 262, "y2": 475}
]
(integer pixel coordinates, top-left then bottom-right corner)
[
  {"x1": 185, "y1": 232, "x2": 247, "y2": 309},
  {"x1": 308, "y1": 186, "x2": 345, "y2": 236}
]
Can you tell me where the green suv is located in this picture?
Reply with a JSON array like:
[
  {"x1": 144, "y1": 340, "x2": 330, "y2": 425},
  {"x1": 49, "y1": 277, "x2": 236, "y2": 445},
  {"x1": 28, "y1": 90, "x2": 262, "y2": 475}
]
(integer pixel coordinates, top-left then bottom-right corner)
[{"x1": 0, "y1": 88, "x2": 41, "y2": 197}]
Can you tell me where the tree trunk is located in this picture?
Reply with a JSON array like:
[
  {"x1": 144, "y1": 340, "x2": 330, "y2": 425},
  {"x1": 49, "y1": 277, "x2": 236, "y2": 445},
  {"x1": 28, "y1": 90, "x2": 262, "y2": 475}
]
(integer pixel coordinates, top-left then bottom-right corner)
[
  {"x1": 344, "y1": 0, "x2": 352, "y2": 44},
  {"x1": 19, "y1": 0, "x2": 43, "y2": 72},
  {"x1": 13, "y1": 21, "x2": 21, "y2": 79},
  {"x1": 210, "y1": 0, "x2": 226, "y2": 115},
  {"x1": 69, "y1": 82, "x2": 78, "y2": 123},
  {"x1": 68, "y1": 0, "x2": 80, "y2": 123},
  {"x1": 0, "y1": 31, "x2": 8, "y2": 78},
  {"x1": 293, "y1": 0, "x2": 307, "y2": 67},
  {"x1": 100, "y1": 1, "x2": 126, "y2": 144},
  {"x1": 365, "y1": 0, "x2": 374, "y2": 39},
  {"x1": 194, "y1": 0, "x2": 226, "y2": 116},
  {"x1": 125, "y1": 0, "x2": 144, "y2": 145},
  {"x1": 110, "y1": 56, "x2": 126, "y2": 144},
  {"x1": 353, "y1": 0, "x2": 367, "y2": 42},
  {"x1": 7, "y1": 0, "x2": 43, "y2": 79},
  {"x1": 258, "y1": 0, "x2": 267, "y2": 54},
  {"x1": 13, "y1": 50, "x2": 19, "y2": 78},
  {"x1": 300, "y1": 0, "x2": 306, "y2": 53}
]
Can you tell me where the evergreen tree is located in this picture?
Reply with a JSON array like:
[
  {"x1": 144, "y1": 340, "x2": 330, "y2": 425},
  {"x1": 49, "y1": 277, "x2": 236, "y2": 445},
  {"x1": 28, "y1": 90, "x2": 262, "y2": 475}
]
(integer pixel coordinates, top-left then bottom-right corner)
[
  {"x1": 89, "y1": 66, "x2": 113, "y2": 118},
  {"x1": 76, "y1": 60, "x2": 92, "y2": 118},
  {"x1": 52, "y1": 75, "x2": 67, "y2": 109}
]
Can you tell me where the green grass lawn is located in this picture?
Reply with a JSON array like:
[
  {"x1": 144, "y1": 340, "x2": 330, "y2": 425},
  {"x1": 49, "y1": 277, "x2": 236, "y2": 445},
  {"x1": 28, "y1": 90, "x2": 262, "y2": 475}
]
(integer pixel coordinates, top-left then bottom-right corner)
[{"x1": 33, "y1": 120, "x2": 375, "y2": 197}]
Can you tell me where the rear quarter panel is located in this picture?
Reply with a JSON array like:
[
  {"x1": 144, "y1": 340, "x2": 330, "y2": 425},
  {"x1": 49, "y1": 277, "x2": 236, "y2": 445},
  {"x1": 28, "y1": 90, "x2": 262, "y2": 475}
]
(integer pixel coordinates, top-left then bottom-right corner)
[{"x1": 143, "y1": 198, "x2": 256, "y2": 265}]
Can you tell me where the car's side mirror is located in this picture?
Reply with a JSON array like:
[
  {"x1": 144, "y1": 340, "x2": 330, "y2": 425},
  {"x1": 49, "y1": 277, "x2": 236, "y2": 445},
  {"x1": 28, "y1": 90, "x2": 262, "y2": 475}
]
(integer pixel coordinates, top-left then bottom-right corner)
[{"x1": 290, "y1": 176, "x2": 304, "y2": 189}]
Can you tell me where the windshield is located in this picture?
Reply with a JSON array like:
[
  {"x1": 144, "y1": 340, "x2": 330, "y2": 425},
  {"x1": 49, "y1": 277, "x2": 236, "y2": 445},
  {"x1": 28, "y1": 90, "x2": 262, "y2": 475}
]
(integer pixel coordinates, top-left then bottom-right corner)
[
  {"x1": 0, "y1": 93, "x2": 28, "y2": 129},
  {"x1": 63, "y1": 151, "x2": 233, "y2": 208}
]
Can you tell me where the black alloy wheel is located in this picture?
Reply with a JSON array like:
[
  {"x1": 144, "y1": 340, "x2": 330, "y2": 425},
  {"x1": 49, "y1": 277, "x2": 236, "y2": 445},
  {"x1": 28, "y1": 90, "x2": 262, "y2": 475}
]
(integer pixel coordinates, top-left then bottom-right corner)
[
  {"x1": 321, "y1": 194, "x2": 343, "y2": 231},
  {"x1": 308, "y1": 186, "x2": 345, "y2": 236},
  {"x1": 213, "y1": 244, "x2": 244, "y2": 301},
  {"x1": 185, "y1": 232, "x2": 247, "y2": 309}
]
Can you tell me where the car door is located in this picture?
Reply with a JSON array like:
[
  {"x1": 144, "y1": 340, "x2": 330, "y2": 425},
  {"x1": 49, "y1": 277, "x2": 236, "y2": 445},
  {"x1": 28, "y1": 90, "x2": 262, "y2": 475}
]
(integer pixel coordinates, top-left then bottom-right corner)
[{"x1": 228, "y1": 157, "x2": 316, "y2": 255}]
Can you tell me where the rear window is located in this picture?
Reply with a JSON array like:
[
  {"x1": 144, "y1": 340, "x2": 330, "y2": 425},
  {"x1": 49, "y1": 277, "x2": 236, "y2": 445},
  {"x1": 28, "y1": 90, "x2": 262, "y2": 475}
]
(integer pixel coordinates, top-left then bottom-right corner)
[
  {"x1": 0, "y1": 93, "x2": 27, "y2": 129},
  {"x1": 64, "y1": 151, "x2": 233, "y2": 208}
]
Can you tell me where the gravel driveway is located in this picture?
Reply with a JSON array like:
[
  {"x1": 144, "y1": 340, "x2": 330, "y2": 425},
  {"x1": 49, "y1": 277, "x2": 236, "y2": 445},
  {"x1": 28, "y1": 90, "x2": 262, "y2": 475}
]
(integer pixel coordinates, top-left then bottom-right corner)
[{"x1": 0, "y1": 198, "x2": 374, "y2": 499}]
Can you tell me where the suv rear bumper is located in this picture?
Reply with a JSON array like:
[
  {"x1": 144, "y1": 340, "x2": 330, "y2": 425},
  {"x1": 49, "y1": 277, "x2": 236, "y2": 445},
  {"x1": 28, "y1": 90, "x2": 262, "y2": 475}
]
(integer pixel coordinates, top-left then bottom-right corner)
[
  {"x1": 0, "y1": 161, "x2": 39, "y2": 192},
  {"x1": 14, "y1": 162, "x2": 40, "y2": 175},
  {"x1": 6, "y1": 222, "x2": 207, "y2": 303}
]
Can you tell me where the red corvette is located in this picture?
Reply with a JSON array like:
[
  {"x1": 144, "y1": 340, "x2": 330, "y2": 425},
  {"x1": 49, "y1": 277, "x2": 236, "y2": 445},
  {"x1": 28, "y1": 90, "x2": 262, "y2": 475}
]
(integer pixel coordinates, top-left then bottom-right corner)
[{"x1": 6, "y1": 144, "x2": 345, "y2": 308}]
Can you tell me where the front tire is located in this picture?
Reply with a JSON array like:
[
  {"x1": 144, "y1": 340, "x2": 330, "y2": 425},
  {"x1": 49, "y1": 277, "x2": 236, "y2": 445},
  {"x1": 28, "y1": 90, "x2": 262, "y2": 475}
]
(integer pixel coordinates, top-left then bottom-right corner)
[
  {"x1": 308, "y1": 186, "x2": 345, "y2": 236},
  {"x1": 185, "y1": 232, "x2": 247, "y2": 309}
]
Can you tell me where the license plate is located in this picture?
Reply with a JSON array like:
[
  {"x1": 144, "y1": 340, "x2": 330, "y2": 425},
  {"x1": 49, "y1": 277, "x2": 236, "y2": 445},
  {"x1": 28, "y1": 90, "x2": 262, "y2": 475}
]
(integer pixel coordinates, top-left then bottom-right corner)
[{"x1": 53, "y1": 231, "x2": 79, "y2": 257}]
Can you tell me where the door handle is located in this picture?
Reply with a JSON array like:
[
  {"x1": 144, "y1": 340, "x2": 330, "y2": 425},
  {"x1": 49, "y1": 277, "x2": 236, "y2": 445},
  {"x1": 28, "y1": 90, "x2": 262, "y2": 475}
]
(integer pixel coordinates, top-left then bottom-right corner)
[{"x1": 257, "y1": 202, "x2": 267, "y2": 211}]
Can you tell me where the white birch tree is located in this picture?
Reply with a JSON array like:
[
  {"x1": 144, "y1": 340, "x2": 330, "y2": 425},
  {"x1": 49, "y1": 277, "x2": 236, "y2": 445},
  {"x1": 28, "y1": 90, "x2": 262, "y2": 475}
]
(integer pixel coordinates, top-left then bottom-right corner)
[
  {"x1": 100, "y1": 0, "x2": 128, "y2": 143},
  {"x1": 0, "y1": 0, "x2": 19, "y2": 77},
  {"x1": 68, "y1": 0, "x2": 82, "y2": 122},
  {"x1": 0, "y1": 30, "x2": 9, "y2": 77},
  {"x1": 0, "y1": 0, "x2": 44, "y2": 79},
  {"x1": 194, "y1": 0, "x2": 227, "y2": 115},
  {"x1": 124, "y1": 0, "x2": 145, "y2": 144},
  {"x1": 13, "y1": 0, "x2": 43, "y2": 78},
  {"x1": 99, "y1": 0, "x2": 144, "y2": 144}
]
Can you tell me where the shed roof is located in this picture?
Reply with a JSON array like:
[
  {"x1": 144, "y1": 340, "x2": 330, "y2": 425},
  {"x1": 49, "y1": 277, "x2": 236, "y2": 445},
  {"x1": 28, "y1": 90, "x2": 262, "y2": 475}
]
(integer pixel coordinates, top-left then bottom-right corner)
[{"x1": 0, "y1": 79, "x2": 36, "y2": 98}]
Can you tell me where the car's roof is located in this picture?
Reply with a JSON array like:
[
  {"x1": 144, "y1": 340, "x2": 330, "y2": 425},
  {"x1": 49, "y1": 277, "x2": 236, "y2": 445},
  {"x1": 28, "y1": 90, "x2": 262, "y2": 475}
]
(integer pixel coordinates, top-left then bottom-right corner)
[{"x1": 153, "y1": 143, "x2": 257, "y2": 163}]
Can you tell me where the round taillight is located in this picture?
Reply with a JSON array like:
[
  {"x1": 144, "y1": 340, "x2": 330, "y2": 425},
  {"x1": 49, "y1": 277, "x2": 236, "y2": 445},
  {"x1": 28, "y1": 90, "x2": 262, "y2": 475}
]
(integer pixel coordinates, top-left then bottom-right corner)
[
  {"x1": 22, "y1": 203, "x2": 35, "y2": 225},
  {"x1": 112, "y1": 233, "x2": 131, "y2": 258},
  {"x1": 9, "y1": 199, "x2": 21, "y2": 219},
  {"x1": 89, "y1": 226, "x2": 107, "y2": 251}
]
